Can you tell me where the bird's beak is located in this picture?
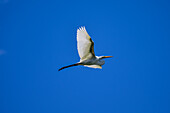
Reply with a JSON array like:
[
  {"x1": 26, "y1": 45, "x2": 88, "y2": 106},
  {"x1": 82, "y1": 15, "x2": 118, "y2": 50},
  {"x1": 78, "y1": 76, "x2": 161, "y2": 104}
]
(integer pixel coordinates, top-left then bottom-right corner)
[{"x1": 103, "y1": 56, "x2": 113, "y2": 58}]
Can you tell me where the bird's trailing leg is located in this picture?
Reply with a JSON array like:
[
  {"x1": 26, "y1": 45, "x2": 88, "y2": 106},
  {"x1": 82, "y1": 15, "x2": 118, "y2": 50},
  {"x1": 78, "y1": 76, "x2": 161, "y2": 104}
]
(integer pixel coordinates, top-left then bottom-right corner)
[{"x1": 58, "y1": 63, "x2": 80, "y2": 71}]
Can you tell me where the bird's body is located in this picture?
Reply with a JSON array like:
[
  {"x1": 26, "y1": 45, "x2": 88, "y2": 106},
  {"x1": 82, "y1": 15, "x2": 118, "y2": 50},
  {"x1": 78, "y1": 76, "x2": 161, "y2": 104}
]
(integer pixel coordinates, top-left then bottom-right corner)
[
  {"x1": 80, "y1": 56, "x2": 105, "y2": 66},
  {"x1": 58, "y1": 27, "x2": 112, "y2": 71}
]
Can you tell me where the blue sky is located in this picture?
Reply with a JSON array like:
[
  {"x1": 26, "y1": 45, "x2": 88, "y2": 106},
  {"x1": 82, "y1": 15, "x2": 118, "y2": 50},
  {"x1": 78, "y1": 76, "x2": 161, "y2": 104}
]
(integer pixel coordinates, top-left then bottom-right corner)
[{"x1": 0, "y1": 0, "x2": 170, "y2": 113}]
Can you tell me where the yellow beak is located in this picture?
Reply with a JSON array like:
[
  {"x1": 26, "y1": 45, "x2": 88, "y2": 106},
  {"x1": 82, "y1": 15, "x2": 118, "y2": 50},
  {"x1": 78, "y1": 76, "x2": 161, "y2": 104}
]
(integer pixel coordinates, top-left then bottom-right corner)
[{"x1": 103, "y1": 56, "x2": 113, "y2": 58}]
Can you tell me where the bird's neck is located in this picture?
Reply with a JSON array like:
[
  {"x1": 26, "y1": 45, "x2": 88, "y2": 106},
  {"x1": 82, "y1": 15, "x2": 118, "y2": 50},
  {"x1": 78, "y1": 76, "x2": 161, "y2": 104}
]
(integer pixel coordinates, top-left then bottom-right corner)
[{"x1": 96, "y1": 56, "x2": 104, "y2": 60}]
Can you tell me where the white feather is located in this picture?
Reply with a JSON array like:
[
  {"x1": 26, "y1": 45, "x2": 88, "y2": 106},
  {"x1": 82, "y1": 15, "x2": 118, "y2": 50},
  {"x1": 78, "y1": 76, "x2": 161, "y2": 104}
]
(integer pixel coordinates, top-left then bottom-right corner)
[
  {"x1": 77, "y1": 27, "x2": 93, "y2": 60},
  {"x1": 84, "y1": 65, "x2": 102, "y2": 69}
]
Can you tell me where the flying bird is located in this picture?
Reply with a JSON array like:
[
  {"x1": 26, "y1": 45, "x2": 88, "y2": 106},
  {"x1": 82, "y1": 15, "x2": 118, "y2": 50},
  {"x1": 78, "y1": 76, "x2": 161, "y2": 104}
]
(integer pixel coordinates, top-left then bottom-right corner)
[{"x1": 58, "y1": 27, "x2": 112, "y2": 71}]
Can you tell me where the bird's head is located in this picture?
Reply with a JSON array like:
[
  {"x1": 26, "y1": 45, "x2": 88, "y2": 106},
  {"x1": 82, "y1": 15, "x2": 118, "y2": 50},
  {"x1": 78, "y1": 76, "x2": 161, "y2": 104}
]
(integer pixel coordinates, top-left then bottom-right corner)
[{"x1": 97, "y1": 56, "x2": 113, "y2": 60}]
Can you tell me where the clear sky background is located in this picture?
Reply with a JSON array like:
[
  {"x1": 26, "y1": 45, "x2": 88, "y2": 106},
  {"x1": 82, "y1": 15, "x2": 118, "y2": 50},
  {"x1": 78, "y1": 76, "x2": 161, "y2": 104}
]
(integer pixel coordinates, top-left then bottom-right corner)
[{"x1": 0, "y1": 0, "x2": 170, "y2": 113}]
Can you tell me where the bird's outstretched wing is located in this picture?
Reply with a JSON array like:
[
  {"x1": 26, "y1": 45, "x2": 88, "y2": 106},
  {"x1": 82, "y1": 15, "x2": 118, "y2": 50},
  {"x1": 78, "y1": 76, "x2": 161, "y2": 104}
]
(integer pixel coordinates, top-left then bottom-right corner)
[
  {"x1": 77, "y1": 27, "x2": 95, "y2": 60},
  {"x1": 84, "y1": 65, "x2": 102, "y2": 69}
]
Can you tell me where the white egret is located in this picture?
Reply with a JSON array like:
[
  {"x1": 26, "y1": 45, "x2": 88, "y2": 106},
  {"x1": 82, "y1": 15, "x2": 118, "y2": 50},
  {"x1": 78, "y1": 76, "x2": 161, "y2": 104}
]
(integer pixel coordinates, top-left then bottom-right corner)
[{"x1": 58, "y1": 27, "x2": 112, "y2": 71}]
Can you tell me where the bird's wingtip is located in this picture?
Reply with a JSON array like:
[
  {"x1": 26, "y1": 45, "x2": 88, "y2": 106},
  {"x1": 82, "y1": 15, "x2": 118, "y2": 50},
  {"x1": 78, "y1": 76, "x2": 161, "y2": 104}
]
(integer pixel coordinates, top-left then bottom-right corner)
[{"x1": 77, "y1": 26, "x2": 86, "y2": 31}]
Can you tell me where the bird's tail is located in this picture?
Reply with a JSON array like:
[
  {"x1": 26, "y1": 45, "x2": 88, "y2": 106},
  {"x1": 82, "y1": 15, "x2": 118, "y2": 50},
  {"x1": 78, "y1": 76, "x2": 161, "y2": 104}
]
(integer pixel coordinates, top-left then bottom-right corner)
[{"x1": 58, "y1": 63, "x2": 80, "y2": 71}]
